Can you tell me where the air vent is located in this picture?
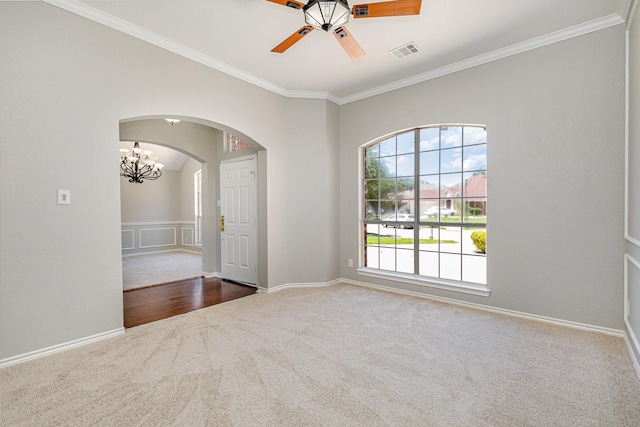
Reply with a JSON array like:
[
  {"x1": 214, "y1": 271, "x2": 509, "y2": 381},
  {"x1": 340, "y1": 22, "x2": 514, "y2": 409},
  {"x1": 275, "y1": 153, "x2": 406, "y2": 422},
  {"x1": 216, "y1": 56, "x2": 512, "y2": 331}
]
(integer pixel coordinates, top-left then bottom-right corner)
[{"x1": 389, "y1": 42, "x2": 420, "y2": 59}]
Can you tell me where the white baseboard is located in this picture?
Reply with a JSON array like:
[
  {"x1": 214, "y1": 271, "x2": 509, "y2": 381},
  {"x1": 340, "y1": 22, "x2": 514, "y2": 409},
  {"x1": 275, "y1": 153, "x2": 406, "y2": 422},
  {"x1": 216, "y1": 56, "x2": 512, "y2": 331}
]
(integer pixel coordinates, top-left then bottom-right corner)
[
  {"x1": 3, "y1": 278, "x2": 635, "y2": 377},
  {"x1": 123, "y1": 248, "x2": 202, "y2": 258},
  {"x1": 262, "y1": 279, "x2": 341, "y2": 293},
  {"x1": 348, "y1": 276, "x2": 640, "y2": 378},
  {"x1": 122, "y1": 249, "x2": 174, "y2": 258},
  {"x1": 253, "y1": 278, "x2": 626, "y2": 339},
  {"x1": 0, "y1": 328, "x2": 125, "y2": 369},
  {"x1": 177, "y1": 248, "x2": 203, "y2": 255},
  {"x1": 625, "y1": 323, "x2": 640, "y2": 380},
  {"x1": 340, "y1": 278, "x2": 625, "y2": 337}
]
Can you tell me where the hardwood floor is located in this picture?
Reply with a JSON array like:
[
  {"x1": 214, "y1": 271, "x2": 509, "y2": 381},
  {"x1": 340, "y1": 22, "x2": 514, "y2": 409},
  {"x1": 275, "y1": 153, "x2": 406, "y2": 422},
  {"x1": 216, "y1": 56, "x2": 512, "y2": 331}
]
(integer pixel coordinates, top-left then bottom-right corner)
[{"x1": 123, "y1": 277, "x2": 257, "y2": 328}]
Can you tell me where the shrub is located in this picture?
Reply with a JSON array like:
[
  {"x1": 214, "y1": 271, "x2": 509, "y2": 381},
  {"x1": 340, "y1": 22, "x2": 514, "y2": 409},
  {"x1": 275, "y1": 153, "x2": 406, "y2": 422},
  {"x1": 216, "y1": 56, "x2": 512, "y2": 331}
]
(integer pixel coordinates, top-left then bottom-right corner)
[
  {"x1": 471, "y1": 231, "x2": 486, "y2": 254},
  {"x1": 469, "y1": 207, "x2": 482, "y2": 216}
]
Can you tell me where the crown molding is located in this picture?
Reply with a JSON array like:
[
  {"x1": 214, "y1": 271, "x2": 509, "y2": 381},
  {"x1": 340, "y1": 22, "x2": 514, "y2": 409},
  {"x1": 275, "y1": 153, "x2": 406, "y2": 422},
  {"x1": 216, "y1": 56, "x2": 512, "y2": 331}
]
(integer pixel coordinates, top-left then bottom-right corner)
[
  {"x1": 619, "y1": 0, "x2": 634, "y2": 22},
  {"x1": 44, "y1": 0, "x2": 627, "y2": 106},
  {"x1": 42, "y1": 0, "x2": 296, "y2": 98},
  {"x1": 44, "y1": 0, "x2": 342, "y2": 102},
  {"x1": 628, "y1": 0, "x2": 639, "y2": 29},
  {"x1": 338, "y1": 13, "x2": 626, "y2": 104},
  {"x1": 285, "y1": 90, "x2": 341, "y2": 105}
]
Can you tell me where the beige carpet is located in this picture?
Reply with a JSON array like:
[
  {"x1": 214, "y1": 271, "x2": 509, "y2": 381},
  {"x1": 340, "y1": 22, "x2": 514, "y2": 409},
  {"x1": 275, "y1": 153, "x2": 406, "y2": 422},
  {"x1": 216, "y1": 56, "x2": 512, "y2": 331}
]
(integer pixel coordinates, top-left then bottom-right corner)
[
  {"x1": 2, "y1": 284, "x2": 639, "y2": 426},
  {"x1": 122, "y1": 251, "x2": 203, "y2": 290}
]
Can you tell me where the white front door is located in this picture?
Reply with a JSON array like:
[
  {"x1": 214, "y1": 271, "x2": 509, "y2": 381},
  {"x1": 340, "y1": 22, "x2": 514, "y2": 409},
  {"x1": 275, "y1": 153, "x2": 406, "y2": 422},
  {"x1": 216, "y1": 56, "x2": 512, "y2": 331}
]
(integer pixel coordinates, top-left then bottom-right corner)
[{"x1": 220, "y1": 157, "x2": 257, "y2": 285}]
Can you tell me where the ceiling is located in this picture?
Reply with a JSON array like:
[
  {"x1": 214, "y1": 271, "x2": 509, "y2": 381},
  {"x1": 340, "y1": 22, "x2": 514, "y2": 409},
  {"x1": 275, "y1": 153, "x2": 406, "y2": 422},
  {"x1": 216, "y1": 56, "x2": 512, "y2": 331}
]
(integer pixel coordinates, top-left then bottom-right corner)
[{"x1": 50, "y1": 0, "x2": 630, "y2": 104}]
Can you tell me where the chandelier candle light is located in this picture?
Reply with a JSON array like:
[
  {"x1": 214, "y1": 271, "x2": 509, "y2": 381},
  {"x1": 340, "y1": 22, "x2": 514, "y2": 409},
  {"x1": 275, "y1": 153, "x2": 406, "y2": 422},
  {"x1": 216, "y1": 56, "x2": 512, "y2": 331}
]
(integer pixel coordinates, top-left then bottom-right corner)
[{"x1": 119, "y1": 142, "x2": 164, "y2": 183}]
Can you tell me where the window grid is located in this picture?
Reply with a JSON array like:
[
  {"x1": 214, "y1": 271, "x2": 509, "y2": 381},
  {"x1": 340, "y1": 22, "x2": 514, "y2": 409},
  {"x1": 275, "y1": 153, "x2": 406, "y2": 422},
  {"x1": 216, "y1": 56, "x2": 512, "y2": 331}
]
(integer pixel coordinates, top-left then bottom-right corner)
[
  {"x1": 226, "y1": 133, "x2": 250, "y2": 152},
  {"x1": 363, "y1": 125, "x2": 487, "y2": 285}
]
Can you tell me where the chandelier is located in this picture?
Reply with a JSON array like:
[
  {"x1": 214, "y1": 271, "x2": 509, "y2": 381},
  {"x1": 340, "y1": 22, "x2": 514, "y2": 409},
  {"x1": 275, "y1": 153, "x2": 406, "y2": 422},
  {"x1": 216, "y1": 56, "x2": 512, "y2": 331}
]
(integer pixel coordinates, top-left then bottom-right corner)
[
  {"x1": 303, "y1": 0, "x2": 350, "y2": 32},
  {"x1": 119, "y1": 142, "x2": 164, "y2": 184}
]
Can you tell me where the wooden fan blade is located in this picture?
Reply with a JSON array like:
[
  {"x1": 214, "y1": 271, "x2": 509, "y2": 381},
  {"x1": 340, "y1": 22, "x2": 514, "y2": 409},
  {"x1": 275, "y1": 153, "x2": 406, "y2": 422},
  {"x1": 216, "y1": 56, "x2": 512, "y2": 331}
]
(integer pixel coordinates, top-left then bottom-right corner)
[
  {"x1": 271, "y1": 26, "x2": 315, "y2": 53},
  {"x1": 266, "y1": 0, "x2": 305, "y2": 10},
  {"x1": 352, "y1": 0, "x2": 422, "y2": 18},
  {"x1": 333, "y1": 26, "x2": 365, "y2": 60}
]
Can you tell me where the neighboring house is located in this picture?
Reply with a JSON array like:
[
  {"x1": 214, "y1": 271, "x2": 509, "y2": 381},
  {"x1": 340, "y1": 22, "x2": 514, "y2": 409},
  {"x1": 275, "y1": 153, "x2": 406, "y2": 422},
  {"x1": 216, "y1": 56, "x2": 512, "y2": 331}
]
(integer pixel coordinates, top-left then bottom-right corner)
[
  {"x1": 462, "y1": 174, "x2": 487, "y2": 215},
  {"x1": 397, "y1": 174, "x2": 486, "y2": 216}
]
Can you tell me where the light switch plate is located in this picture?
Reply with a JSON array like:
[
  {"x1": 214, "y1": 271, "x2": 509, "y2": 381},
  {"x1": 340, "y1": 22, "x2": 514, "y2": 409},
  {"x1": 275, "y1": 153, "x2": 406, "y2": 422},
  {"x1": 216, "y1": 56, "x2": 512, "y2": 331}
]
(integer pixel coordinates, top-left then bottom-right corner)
[{"x1": 58, "y1": 189, "x2": 71, "y2": 205}]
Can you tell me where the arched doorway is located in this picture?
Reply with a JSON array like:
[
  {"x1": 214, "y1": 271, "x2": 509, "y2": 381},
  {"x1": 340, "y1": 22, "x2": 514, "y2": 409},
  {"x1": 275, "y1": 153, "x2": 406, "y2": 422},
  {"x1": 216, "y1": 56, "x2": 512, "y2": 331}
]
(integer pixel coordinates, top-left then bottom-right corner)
[{"x1": 118, "y1": 116, "x2": 268, "y2": 290}]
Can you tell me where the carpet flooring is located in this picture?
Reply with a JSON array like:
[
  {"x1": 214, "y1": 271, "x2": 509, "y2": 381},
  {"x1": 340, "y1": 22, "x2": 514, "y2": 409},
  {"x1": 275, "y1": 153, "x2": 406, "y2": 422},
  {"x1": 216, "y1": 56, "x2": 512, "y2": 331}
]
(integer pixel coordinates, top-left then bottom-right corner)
[
  {"x1": 2, "y1": 284, "x2": 639, "y2": 426},
  {"x1": 122, "y1": 251, "x2": 203, "y2": 290}
]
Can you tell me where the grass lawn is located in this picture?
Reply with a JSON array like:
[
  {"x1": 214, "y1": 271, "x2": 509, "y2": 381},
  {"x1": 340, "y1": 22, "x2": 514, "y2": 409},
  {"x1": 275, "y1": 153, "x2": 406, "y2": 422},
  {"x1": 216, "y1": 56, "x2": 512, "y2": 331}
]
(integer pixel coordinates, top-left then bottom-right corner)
[
  {"x1": 367, "y1": 236, "x2": 457, "y2": 245},
  {"x1": 421, "y1": 216, "x2": 486, "y2": 224}
]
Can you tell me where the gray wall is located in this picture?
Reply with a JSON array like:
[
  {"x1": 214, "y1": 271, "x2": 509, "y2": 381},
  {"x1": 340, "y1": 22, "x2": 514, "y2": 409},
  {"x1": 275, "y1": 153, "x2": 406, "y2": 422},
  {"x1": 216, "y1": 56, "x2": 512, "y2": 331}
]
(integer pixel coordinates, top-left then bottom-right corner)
[
  {"x1": 340, "y1": 25, "x2": 626, "y2": 330},
  {"x1": 626, "y1": 3, "x2": 640, "y2": 369},
  {"x1": 282, "y1": 99, "x2": 341, "y2": 284},
  {"x1": 121, "y1": 169, "x2": 182, "y2": 223}
]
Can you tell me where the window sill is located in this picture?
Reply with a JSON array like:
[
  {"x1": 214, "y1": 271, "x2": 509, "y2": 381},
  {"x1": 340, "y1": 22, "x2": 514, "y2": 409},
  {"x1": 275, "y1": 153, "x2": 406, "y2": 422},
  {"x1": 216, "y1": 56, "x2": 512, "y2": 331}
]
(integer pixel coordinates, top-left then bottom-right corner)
[{"x1": 356, "y1": 268, "x2": 491, "y2": 297}]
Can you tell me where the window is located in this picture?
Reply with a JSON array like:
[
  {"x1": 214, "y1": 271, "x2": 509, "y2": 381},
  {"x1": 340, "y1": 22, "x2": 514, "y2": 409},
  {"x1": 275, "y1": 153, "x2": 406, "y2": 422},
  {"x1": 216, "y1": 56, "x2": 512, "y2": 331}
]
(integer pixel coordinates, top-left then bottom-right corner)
[
  {"x1": 363, "y1": 125, "x2": 487, "y2": 289},
  {"x1": 194, "y1": 169, "x2": 202, "y2": 246},
  {"x1": 224, "y1": 133, "x2": 250, "y2": 152}
]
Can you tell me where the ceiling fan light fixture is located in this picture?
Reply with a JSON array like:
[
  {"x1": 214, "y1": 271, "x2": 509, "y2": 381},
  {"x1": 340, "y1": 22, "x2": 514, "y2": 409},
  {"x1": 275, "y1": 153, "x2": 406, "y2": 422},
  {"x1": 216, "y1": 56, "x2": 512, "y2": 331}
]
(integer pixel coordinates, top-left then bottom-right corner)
[{"x1": 303, "y1": 0, "x2": 350, "y2": 32}]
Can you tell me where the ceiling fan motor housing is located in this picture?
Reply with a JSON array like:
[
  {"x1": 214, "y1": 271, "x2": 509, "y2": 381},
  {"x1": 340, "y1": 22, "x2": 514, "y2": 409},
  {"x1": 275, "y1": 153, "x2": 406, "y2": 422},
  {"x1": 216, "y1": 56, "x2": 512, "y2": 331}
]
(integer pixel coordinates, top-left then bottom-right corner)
[
  {"x1": 303, "y1": 0, "x2": 350, "y2": 32},
  {"x1": 269, "y1": 0, "x2": 422, "y2": 61}
]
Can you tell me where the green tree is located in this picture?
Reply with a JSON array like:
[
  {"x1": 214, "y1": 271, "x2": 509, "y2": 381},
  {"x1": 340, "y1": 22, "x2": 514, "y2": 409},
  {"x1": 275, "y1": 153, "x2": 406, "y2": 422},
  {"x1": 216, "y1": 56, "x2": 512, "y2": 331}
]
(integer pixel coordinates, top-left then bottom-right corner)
[
  {"x1": 365, "y1": 159, "x2": 397, "y2": 200},
  {"x1": 365, "y1": 156, "x2": 412, "y2": 219}
]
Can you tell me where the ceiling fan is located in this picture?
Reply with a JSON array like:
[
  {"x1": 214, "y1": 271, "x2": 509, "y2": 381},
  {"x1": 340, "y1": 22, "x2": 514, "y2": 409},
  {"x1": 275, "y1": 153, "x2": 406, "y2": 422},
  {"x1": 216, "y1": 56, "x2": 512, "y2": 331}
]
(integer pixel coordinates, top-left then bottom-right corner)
[{"x1": 267, "y1": 0, "x2": 422, "y2": 60}]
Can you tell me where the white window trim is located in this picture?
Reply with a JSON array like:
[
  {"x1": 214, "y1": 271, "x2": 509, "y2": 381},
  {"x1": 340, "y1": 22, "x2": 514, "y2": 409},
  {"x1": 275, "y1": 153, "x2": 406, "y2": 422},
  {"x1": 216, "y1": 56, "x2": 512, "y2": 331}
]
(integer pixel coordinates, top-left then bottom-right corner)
[
  {"x1": 359, "y1": 124, "x2": 488, "y2": 294},
  {"x1": 356, "y1": 267, "x2": 491, "y2": 297},
  {"x1": 194, "y1": 169, "x2": 202, "y2": 246}
]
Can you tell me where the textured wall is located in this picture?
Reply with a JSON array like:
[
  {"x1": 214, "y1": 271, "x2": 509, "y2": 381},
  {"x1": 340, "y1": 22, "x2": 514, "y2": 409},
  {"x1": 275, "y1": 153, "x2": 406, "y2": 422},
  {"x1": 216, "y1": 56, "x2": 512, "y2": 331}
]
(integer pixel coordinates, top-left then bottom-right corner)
[{"x1": 340, "y1": 25, "x2": 626, "y2": 329}]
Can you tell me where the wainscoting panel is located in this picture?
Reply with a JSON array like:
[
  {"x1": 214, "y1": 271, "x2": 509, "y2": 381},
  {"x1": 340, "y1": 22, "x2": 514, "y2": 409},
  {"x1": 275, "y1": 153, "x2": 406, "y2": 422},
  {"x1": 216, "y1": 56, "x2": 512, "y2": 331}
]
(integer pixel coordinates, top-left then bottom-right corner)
[
  {"x1": 625, "y1": 253, "x2": 640, "y2": 377},
  {"x1": 121, "y1": 230, "x2": 134, "y2": 251},
  {"x1": 182, "y1": 227, "x2": 194, "y2": 247},
  {"x1": 121, "y1": 221, "x2": 200, "y2": 255},
  {"x1": 140, "y1": 228, "x2": 176, "y2": 249}
]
